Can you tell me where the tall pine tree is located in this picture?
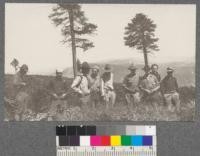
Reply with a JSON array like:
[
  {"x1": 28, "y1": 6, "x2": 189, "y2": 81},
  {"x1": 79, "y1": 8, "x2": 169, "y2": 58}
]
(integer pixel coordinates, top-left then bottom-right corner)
[
  {"x1": 124, "y1": 13, "x2": 159, "y2": 72},
  {"x1": 49, "y1": 4, "x2": 97, "y2": 77}
]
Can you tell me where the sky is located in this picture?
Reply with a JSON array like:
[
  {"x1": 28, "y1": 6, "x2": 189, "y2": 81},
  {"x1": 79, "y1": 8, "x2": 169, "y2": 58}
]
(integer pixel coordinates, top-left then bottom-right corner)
[{"x1": 5, "y1": 3, "x2": 196, "y2": 74}]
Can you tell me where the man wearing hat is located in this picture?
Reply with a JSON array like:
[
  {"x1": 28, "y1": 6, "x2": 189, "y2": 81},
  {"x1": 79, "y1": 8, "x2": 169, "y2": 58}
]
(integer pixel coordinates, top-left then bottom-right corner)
[
  {"x1": 100, "y1": 64, "x2": 116, "y2": 109},
  {"x1": 151, "y1": 64, "x2": 161, "y2": 82},
  {"x1": 139, "y1": 66, "x2": 161, "y2": 111},
  {"x1": 13, "y1": 64, "x2": 28, "y2": 86},
  {"x1": 47, "y1": 68, "x2": 68, "y2": 120},
  {"x1": 161, "y1": 67, "x2": 180, "y2": 112},
  {"x1": 71, "y1": 62, "x2": 91, "y2": 110},
  {"x1": 123, "y1": 64, "x2": 140, "y2": 109},
  {"x1": 88, "y1": 65, "x2": 101, "y2": 109},
  {"x1": 12, "y1": 64, "x2": 30, "y2": 121}
]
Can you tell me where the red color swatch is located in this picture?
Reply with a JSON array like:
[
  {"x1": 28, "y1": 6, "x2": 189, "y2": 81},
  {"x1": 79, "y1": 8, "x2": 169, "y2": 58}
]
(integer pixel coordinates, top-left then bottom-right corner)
[{"x1": 101, "y1": 136, "x2": 110, "y2": 146}]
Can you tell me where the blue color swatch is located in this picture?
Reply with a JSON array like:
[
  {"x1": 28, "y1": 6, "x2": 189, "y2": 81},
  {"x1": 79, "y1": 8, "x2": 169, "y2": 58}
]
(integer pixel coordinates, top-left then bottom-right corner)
[
  {"x1": 131, "y1": 136, "x2": 143, "y2": 146},
  {"x1": 143, "y1": 136, "x2": 152, "y2": 146}
]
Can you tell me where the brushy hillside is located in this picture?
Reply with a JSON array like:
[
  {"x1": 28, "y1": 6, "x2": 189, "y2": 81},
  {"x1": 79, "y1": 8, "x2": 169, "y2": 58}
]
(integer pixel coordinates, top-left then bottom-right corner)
[{"x1": 4, "y1": 74, "x2": 195, "y2": 121}]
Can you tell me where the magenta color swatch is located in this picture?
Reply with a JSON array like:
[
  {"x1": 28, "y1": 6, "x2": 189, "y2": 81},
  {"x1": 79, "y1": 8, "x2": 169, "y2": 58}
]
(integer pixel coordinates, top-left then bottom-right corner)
[{"x1": 90, "y1": 136, "x2": 102, "y2": 146}]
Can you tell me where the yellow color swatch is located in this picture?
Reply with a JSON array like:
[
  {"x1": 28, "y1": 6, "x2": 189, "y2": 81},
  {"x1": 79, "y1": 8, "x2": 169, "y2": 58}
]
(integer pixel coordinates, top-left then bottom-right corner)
[{"x1": 111, "y1": 135, "x2": 121, "y2": 146}]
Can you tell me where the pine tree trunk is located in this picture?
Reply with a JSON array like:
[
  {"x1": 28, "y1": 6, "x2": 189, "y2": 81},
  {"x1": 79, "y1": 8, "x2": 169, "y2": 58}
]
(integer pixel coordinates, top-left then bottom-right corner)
[
  {"x1": 69, "y1": 8, "x2": 77, "y2": 78},
  {"x1": 143, "y1": 46, "x2": 149, "y2": 73}
]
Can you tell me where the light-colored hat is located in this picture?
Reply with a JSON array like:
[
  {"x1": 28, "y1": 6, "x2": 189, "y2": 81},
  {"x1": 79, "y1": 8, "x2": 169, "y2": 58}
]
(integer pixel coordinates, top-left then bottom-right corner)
[
  {"x1": 167, "y1": 67, "x2": 174, "y2": 72},
  {"x1": 92, "y1": 65, "x2": 100, "y2": 71},
  {"x1": 128, "y1": 64, "x2": 137, "y2": 70},
  {"x1": 104, "y1": 64, "x2": 112, "y2": 72},
  {"x1": 56, "y1": 68, "x2": 63, "y2": 73}
]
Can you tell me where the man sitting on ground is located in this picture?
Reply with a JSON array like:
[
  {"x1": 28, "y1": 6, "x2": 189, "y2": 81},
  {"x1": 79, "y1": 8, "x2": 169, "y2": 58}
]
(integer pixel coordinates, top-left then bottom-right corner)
[
  {"x1": 47, "y1": 69, "x2": 68, "y2": 120},
  {"x1": 161, "y1": 67, "x2": 180, "y2": 112},
  {"x1": 123, "y1": 64, "x2": 140, "y2": 109}
]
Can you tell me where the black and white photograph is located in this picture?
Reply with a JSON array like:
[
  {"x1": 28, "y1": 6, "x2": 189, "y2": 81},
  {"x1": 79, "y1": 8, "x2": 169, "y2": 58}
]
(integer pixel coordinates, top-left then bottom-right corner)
[{"x1": 4, "y1": 3, "x2": 196, "y2": 121}]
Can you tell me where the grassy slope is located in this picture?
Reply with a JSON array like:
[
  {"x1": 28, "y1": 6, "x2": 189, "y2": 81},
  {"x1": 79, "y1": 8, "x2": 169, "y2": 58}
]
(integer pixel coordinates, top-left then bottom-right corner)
[{"x1": 4, "y1": 74, "x2": 195, "y2": 121}]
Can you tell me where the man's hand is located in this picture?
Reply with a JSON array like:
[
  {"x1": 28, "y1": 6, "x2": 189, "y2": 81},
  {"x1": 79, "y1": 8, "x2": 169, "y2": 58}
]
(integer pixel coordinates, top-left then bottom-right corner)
[
  {"x1": 101, "y1": 95, "x2": 106, "y2": 101},
  {"x1": 60, "y1": 93, "x2": 67, "y2": 99},
  {"x1": 52, "y1": 93, "x2": 58, "y2": 99},
  {"x1": 142, "y1": 88, "x2": 151, "y2": 94},
  {"x1": 21, "y1": 82, "x2": 26, "y2": 86}
]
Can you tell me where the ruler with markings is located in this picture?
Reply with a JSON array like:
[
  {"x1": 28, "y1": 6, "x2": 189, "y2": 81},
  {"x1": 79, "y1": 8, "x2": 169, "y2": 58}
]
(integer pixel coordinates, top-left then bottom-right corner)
[{"x1": 56, "y1": 125, "x2": 157, "y2": 156}]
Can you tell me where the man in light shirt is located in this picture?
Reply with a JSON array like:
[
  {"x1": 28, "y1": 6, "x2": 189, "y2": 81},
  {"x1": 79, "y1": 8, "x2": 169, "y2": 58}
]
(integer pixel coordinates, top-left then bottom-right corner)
[
  {"x1": 123, "y1": 64, "x2": 140, "y2": 109},
  {"x1": 100, "y1": 64, "x2": 116, "y2": 109},
  {"x1": 71, "y1": 62, "x2": 91, "y2": 110},
  {"x1": 88, "y1": 65, "x2": 101, "y2": 109}
]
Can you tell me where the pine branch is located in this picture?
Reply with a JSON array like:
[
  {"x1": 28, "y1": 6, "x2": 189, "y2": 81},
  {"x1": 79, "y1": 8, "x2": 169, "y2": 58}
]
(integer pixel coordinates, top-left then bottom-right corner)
[{"x1": 49, "y1": 4, "x2": 97, "y2": 52}]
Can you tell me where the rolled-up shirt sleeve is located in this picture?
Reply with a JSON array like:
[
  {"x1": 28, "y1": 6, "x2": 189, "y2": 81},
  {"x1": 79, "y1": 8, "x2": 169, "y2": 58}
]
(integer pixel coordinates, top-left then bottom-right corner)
[
  {"x1": 71, "y1": 76, "x2": 82, "y2": 94},
  {"x1": 175, "y1": 78, "x2": 179, "y2": 91},
  {"x1": 100, "y1": 79, "x2": 105, "y2": 96}
]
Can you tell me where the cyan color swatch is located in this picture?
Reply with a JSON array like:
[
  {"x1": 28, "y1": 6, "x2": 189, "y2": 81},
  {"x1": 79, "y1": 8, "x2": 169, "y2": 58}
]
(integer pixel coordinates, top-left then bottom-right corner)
[{"x1": 131, "y1": 136, "x2": 143, "y2": 146}]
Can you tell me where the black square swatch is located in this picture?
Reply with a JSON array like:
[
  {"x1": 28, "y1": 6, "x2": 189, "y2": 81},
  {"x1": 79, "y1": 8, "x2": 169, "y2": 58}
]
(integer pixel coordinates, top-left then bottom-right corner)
[
  {"x1": 86, "y1": 126, "x2": 96, "y2": 135},
  {"x1": 67, "y1": 126, "x2": 77, "y2": 135},
  {"x1": 56, "y1": 126, "x2": 66, "y2": 136},
  {"x1": 77, "y1": 126, "x2": 86, "y2": 135}
]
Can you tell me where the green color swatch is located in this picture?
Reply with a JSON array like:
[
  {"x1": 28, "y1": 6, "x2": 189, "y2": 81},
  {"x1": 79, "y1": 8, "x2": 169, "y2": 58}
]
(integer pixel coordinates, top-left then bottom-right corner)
[{"x1": 121, "y1": 135, "x2": 131, "y2": 146}]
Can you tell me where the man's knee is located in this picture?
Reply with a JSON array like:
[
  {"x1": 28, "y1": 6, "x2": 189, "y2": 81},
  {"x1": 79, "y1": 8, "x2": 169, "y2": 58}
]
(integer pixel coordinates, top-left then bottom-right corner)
[
  {"x1": 125, "y1": 94, "x2": 131, "y2": 103},
  {"x1": 164, "y1": 94, "x2": 172, "y2": 105},
  {"x1": 172, "y1": 93, "x2": 180, "y2": 105},
  {"x1": 134, "y1": 92, "x2": 141, "y2": 103}
]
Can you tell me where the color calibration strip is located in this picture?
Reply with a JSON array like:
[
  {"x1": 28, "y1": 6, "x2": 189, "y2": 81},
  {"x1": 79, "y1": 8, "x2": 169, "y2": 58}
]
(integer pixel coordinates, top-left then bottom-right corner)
[{"x1": 56, "y1": 125, "x2": 156, "y2": 156}]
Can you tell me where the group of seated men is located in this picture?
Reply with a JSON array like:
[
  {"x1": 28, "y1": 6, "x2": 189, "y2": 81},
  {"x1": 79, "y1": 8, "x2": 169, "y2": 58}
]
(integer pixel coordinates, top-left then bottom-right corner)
[
  {"x1": 48, "y1": 62, "x2": 180, "y2": 114},
  {"x1": 10, "y1": 62, "x2": 181, "y2": 120},
  {"x1": 122, "y1": 64, "x2": 180, "y2": 113}
]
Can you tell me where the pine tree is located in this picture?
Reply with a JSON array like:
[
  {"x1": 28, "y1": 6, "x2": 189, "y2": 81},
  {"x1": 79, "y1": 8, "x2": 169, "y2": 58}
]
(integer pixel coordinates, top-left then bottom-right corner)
[
  {"x1": 49, "y1": 4, "x2": 97, "y2": 77},
  {"x1": 124, "y1": 13, "x2": 159, "y2": 72}
]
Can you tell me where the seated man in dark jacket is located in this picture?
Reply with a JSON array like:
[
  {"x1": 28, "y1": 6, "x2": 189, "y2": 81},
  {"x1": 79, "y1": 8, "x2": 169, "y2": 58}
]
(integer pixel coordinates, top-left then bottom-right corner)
[
  {"x1": 161, "y1": 67, "x2": 180, "y2": 112},
  {"x1": 47, "y1": 69, "x2": 68, "y2": 119}
]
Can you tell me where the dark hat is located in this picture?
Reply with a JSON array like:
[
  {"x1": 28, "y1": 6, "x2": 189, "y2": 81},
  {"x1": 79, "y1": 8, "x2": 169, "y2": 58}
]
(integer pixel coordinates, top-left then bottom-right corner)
[
  {"x1": 20, "y1": 64, "x2": 28, "y2": 71},
  {"x1": 10, "y1": 58, "x2": 19, "y2": 67},
  {"x1": 128, "y1": 63, "x2": 137, "y2": 70},
  {"x1": 81, "y1": 62, "x2": 90, "y2": 69},
  {"x1": 142, "y1": 66, "x2": 151, "y2": 72},
  {"x1": 167, "y1": 67, "x2": 174, "y2": 72},
  {"x1": 104, "y1": 64, "x2": 112, "y2": 72}
]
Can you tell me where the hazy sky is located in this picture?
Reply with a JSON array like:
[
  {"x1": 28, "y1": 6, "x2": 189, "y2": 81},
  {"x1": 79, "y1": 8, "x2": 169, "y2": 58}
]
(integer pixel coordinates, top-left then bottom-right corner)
[{"x1": 5, "y1": 3, "x2": 196, "y2": 74}]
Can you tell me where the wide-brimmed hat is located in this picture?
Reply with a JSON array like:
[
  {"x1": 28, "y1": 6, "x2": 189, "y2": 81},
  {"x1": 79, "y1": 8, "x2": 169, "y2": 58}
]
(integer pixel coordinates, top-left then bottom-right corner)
[
  {"x1": 92, "y1": 65, "x2": 100, "y2": 71},
  {"x1": 151, "y1": 64, "x2": 159, "y2": 69},
  {"x1": 167, "y1": 67, "x2": 174, "y2": 72},
  {"x1": 81, "y1": 62, "x2": 90, "y2": 69},
  {"x1": 104, "y1": 64, "x2": 112, "y2": 72},
  {"x1": 128, "y1": 64, "x2": 137, "y2": 71}
]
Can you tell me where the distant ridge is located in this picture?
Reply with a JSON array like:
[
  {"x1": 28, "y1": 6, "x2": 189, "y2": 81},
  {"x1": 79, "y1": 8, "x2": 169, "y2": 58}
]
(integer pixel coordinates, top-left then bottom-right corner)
[{"x1": 63, "y1": 58, "x2": 195, "y2": 87}]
